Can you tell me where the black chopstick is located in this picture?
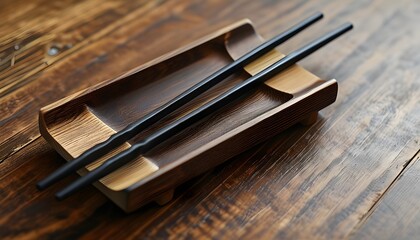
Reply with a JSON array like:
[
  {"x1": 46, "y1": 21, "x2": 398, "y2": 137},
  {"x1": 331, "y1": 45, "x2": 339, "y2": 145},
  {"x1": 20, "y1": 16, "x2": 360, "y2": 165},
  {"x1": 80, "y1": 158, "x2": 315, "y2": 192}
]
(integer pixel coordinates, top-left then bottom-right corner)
[
  {"x1": 55, "y1": 23, "x2": 353, "y2": 200},
  {"x1": 37, "y1": 12, "x2": 324, "y2": 190}
]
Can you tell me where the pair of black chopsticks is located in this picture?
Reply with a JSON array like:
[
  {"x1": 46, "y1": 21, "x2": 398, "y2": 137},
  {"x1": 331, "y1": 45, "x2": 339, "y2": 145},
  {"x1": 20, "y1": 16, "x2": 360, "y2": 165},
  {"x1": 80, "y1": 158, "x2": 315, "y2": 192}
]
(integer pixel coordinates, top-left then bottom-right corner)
[{"x1": 37, "y1": 12, "x2": 352, "y2": 200}]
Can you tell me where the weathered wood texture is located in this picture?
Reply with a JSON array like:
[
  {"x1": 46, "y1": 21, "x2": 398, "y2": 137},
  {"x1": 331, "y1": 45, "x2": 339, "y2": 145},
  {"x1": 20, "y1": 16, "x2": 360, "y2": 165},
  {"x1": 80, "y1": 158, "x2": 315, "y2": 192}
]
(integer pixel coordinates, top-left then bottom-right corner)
[{"x1": 0, "y1": 0, "x2": 419, "y2": 239}]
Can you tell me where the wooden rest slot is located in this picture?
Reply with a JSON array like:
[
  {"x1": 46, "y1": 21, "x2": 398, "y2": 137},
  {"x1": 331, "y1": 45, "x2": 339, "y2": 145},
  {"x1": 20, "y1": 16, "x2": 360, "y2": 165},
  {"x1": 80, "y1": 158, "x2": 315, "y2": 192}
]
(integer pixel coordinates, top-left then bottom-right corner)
[
  {"x1": 48, "y1": 106, "x2": 159, "y2": 191},
  {"x1": 245, "y1": 50, "x2": 323, "y2": 95},
  {"x1": 224, "y1": 23, "x2": 324, "y2": 95}
]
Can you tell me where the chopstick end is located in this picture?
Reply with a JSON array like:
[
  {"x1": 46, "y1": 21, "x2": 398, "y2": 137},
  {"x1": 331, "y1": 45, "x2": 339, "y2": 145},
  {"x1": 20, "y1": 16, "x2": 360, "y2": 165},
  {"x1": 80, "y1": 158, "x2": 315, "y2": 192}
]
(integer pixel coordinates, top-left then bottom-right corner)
[{"x1": 36, "y1": 180, "x2": 48, "y2": 191}]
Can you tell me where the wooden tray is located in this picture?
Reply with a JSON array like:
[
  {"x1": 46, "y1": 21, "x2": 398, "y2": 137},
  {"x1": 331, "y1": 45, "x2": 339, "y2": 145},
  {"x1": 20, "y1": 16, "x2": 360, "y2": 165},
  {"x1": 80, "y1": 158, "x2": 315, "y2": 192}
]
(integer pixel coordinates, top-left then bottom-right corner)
[{"x1": 39, "y1": 19, "x2": 337, "y2": 212}]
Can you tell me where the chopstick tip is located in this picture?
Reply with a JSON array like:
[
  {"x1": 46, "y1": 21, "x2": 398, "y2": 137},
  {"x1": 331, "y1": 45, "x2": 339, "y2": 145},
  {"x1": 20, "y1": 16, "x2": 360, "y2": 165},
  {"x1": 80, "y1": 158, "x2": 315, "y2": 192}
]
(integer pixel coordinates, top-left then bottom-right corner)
[
  {"x1": 342, "y1": 22, "x2": 354, "y2": 31},
  {"x1": 55, "y1": 191, "x2": 67, "y2": 201},
  {"x1": 315, "y1": 11, "x2": 324, "y2": 18},
  {"x1": 36, "y1": 181, "x2": 47, "y2": 191},
  {"x1": 309, "y1": 11, "x2": 324, "y2": 21}
]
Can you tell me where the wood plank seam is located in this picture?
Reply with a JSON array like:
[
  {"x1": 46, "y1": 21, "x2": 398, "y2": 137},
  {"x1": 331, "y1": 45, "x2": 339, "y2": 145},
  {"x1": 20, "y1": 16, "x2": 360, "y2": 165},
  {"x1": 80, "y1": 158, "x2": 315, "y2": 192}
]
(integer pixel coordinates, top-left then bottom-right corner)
[
  {"x1": 0, "y1": 135, "x2": 40, "y2": 164},
  {"x1": 347, "y1": 139, "x2": 420, "y2": 238}
]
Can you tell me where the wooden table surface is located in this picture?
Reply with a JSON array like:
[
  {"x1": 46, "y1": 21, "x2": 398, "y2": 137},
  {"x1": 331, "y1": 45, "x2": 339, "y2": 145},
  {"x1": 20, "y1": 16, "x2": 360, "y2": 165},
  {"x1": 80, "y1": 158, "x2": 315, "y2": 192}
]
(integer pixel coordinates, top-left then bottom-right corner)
[{"x1": 1, "y1": 0, "x2": 419, "y2": 239}]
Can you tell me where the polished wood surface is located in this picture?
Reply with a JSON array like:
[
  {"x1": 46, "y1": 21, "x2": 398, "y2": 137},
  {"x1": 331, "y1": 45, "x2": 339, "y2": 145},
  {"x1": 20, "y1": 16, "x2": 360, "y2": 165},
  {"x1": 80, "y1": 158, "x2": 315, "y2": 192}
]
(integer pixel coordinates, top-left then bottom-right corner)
[{"x1": 0, "y1": 0, "x2": 419, "y2": 239}]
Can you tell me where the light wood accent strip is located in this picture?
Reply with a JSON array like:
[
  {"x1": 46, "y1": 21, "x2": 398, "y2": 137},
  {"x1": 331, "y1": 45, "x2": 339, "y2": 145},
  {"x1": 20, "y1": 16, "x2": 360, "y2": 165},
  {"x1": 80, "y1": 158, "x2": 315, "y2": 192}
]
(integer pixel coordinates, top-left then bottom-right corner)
[
  {"x1": 244, "y1": 50, "x2": 322, "y2": 94},
  {"x1": 48, "y1": 106, "x2": 159, "y2": 191}
]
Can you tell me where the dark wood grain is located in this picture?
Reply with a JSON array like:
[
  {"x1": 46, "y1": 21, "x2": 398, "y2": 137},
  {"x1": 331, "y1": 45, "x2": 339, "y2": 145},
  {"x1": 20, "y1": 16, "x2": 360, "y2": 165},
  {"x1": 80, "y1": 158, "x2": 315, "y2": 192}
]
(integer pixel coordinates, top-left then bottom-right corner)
[{"x1": 0, "y1": 0, "x2": 419, "y2": 239}]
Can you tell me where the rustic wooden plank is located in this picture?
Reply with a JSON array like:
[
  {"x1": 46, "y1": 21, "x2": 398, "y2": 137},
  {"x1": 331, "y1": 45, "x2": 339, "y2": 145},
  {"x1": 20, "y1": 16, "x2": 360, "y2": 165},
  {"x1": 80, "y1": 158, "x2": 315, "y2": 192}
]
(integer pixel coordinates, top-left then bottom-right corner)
[
  {"x1": 0, "y1": 0, "x2": 420, "y2": 239},
  {"x1": 349, "y1": 141, "x2": 420, "y2": 240}
]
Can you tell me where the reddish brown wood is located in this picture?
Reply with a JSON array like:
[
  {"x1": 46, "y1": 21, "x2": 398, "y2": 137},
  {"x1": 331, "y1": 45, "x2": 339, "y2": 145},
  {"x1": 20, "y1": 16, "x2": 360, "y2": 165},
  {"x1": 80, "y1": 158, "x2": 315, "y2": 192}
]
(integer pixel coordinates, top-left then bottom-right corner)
[{"x1": 1, "y1": 0, "x2": 419, "y2": 239}]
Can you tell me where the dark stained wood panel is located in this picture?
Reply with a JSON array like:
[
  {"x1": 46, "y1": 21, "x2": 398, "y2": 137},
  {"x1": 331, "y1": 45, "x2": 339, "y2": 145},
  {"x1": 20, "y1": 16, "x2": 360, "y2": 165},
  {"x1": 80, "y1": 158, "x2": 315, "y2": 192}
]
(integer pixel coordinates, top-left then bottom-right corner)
[{"x1": 0, "y1": 0, "x2": 419, "y2": 239}]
